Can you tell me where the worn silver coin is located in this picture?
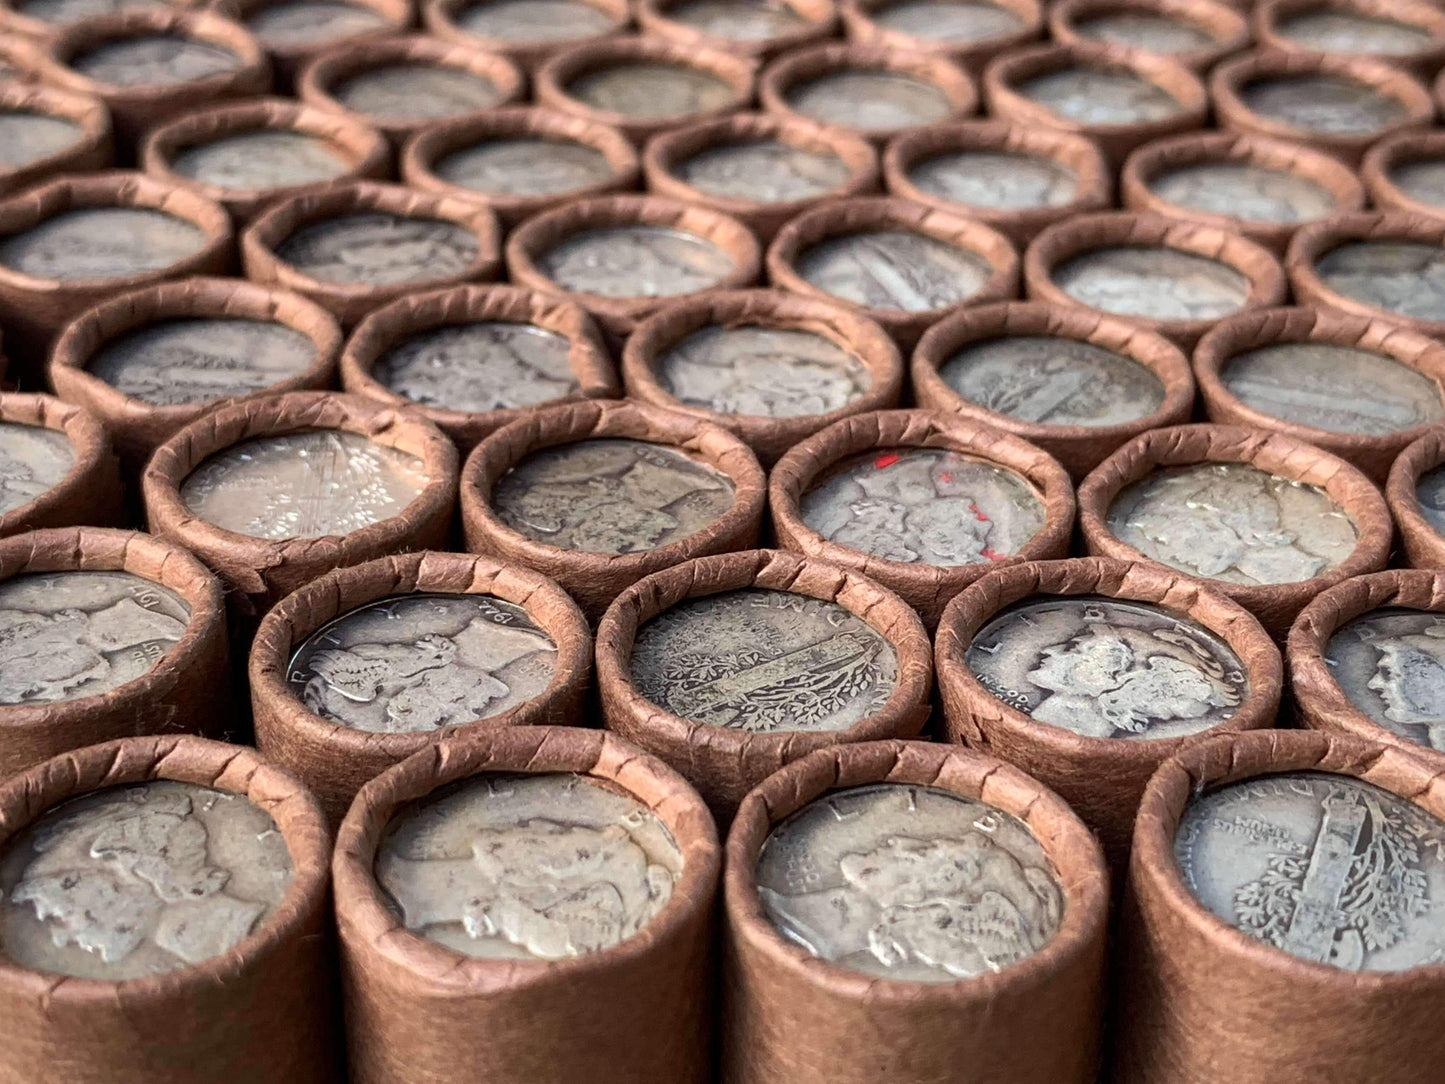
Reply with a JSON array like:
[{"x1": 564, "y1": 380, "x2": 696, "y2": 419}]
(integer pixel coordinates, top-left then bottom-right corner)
[
  {"x1": 566, "y1": 62, "x2": 735, "y2": 121},
  {"x1": 673, "y1": 139, "x2": 851, "y2": 201},
  {"x1": 170, "y1": 130, "x2": 353, "y2": 191},
  {"x1": 1019, "y1": 66, "x2": 1182, "y2": 124},
  {"x1": 666, "y1": 0, "x2": 806, "y2": 41},
  {"x1": 433, "y1": 137, "x2": 614, "y2": 196},
  {"x1": 1315, "y1": 240, "x2": 1445, "y2": 322},
  {"x1": 1275, "y1": 11, "x2": 1432, "y2": 56},
  {"x1": 0, "y1": 421, "x2": 73, "y2": 515},
  {"x1": 376, "y1": 771, "x2": 682, "y2": 959},
  {"x1": 785, "y1": 69, "x2": 952, "y2": 130},
  {"x1": 538, "y1": 225, "x2": 735, "y2": 299},
  {"x1": 871, "y1": 0, "x2": 1025, "y2": 42},
  {"x1": 275, "y1": 212, "x2": 479, "y2": 286},
  {"x1": 795, "y1": 230, "x2": 992, "y2": 312},
  {"x1": 629, "y1": 587, "x2": 898, "y2": 732},
  {"x1": 333, "y1": 64, "x2": 502, "y2": 122},
  {"x1": 755, "y1": 782, "x2": 1063, "y2": 981},
  {"x1": 456, "y1": 0, "x2": 616, "y2": 42},
  {"x1": 908, "y1": 150, "x2": 1077, "y2": 211},
  {"x1": 1417, "y1": 464, "x2": 1445, "y2": 536},
  {"x1": 246, "y1": 0, "x2": 390, "y2": 48},
  {"x1": 1148, "y1": 162, "x2": 1338, "y2": 225},
  {"x1": 1053, "y1": 245, "x2": 1250, "y2": 321},
  {"x1": 1388, "y1": 158, "x2": 1445, "y2": 209},
  {"x1": 1072, "y1": 11, "x2": 1213, "y2": 53},
  {"x1": 72, "y1": 34, "x2": 242, "y2": 86},
  {"x1": 16, "y1": 0, "x2": 162, "y2": 27},
  {"x1": 1241, "y1": 74, "x2": 1407, "y2": 135},
  {"x1": 0, "y1": 207, "x2": 207, "y2": 281},
  {"x1": 0, "y1": 112, "x2": 82, "y2": 169},
  {"x1": 374, "y1": 322, "x2": 577, "y2": 413},
  {"x1": 1325, "y1": 607, "x2": 1445, "y2": 753}
]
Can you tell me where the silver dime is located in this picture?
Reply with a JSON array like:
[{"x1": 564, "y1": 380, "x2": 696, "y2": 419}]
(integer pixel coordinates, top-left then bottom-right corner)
[
  {"x1": 0, "y1": 570, "x2": 190, "y2": 705},
  {"x1": 72, "y1": 34, "x2": 242, "y2": 86},
  {"x1": 785, "y1": 69, "x2": 952, "y2": 130},
  {"x1": 0, "y1": 207, "x2": 207, "y2": 281},
  {"x1": 755, "y1": 782, "x2": 1063, "y2": 981},
  {"x1": 1072, "y1": 11, "x2": 1213, "y2": 53},
  {"x1": 1148, "y1": 162, "x2": 1338, "y2": 225},
  {"x1": 456, "y1": 0, "x2": 616, "y2": 42},
  {"x1": 1325, "y1": 608, "x2": 1445, "y2": 753},
  {"x1": 1241, "y1": 74, "x2": 1407, "y2": 135},
  {"x1": 965, "y1": 596, "x2": 1247, "y2": 740},
  {"x1": 0, "y1": 421, "x2": 73, "y2": 515},
  {"x1": 666, "y1": 0, "x2": 806, "y2": 41},
  {"x1": 333, "y1": 64, "x2": 502, "y2": 123},
  {"x1": 565, "y1": 63, "x2": 735, "y2": 121},
  {"x1": 1275, "y1": 11, "x2": 1432, "y2": 56},
  {"x1": 629, "y1": 587, "x2": 898, "y2": 732},
  {"x1": 375, "y1": 322, "x2": 577, "y2": 413},
  {"x1": 1053, "y1": 246, "x2": 1250, "y2": 321},
  {"x1": 871, "y1": 0, "x2": 1025, "y2": 42},
  {"x1": 939, "y1": 335, "x2": 1166, "y2": 427},
  {"x1": 674, "y1": 140, "x2": 851, "y2": 202},
  {"x1": 657, "y1": 324, "x2": 871, "y2": 417},
  {"x1": 16, "y1": 0, "x2": 162, "y2": 27},
  {"x1": 1388, "y1": 158, "x2": 1445, "y2": 209},
  {"x1": 1174, "y1": 771, "x2": 1445, "y2": 971},
  {"x1": 180, "y1": 428, "x2": 430, "y2": 541},
  {"x1": 490, "y1": 437, "x2": 735, "y2": 554},
  {"x1": 794, "y1": 230, "x2": 992, "y2": 312},
  {"x1": 246, "y1": 0, "x2": 390, "y2": 48},
  {"x1": 433, "y1": 137, "x2": 614, "y2": 197},
  {"x1": 800, "y1": 446, "x2": 1046, "y2": 566},
  {"x1": 0, "y1": 112, "x2": 82, "y2": 169},
  {"x1": 1107, "y1": 461, "x2": 1358, "y2": 585},
  {"x1": 0, "y1": 781, "x2": 292, "y2": 979},
  {"x1": 908, "y1": 150, "x2": 1077, "y2": 211},
  {"x1": 275, "y1": 213, "x2": 479, "y2": 286},
  {"x1": 376, "y1": 771, "x2": 681, "y2": 959},
  {"x1": 1019, "y1": 66, "x2": 1183, "y2": 124},
  {"x1": 1315, "y1": 240, "x2": 1445, "y2": 322},
  {"x1": 170, "y1": 130, "x2": 353, "y2": 191},
  {"x1": 538, "y1": 225, "x2": 736, "y2": 299},
  {"x1": 1417, "y1": 464, "x2": 1445, "y2": 536}
]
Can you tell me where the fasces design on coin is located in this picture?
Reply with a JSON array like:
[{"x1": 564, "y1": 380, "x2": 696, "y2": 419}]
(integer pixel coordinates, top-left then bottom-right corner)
[
  {"x1": 1175, "y1": 771, "x2": 1445, "y2": 971},
  {"x1": 170, "y1": 130, "x2": 354, "y2": 191},
  {"x1": 0, "y1": 571, "x2": 189, "y2": 705},
  {"x1": 872, "y1": 0, "x2": 1025, "y2": 42},
  {"x1": 287, "y1": 592, "x2": 557, "y2": 733},
  {"x1": 667, "y1": 0, "x2": 807, "y2": 40},
  {"x1": 457, "y1": 0, "x2": 616, "y2": 42},
  {"x1": 1073, "y1": 12, "x2": 1213, "y2": 53},
  {"x1": 434, "y1": 138, "x2": 614, "y2": 197},
  {"x1": 1325, "y1": 608, "x2": 1445, "y2": 752},
  {"x1": 1417, "y1": 465, "x2": 1445, "y2": 535},
  {"x1": 246, "y1": 1, "x2": 390, "y2": 48},
  {"x1": 628, "y1": 587, "x2": 897, "y2": 732},
  {"x1": 1019, "y1": 67, "x2": 1182, "y2": 124},
  {"x1": 0, "y1": 781, "x2": 293, "y2": 979},
  {"x1": 1275, "y1": 11, "x2": 1432, "y2": 56},
  {"x1": 755, "y1": 783, "x2": 1063, "y2": 981},
  {"x1": 674, "y1": 140, "x2": 851, "y2": 202},
  {"x1": 0, "y1": 208, "x2": 207, "y2": 280},
  {"x1": 539, "y1": 226, "x2": 736, "y2": 299},
  {"x1": 375, "y1": 772, "x2": 682, "y2": 959},
  {"x1": 0, "y1": 113, "x2": 83, "y2": 170},
  {"x1": 491, "y1": 437, "x2": 735, "y2": 554},
  {"x1": 1148, "y1": 163, "x2": 1337, "y2": 224},
  {"x1": 1314, "y1": 241, "x2": 1445, "y2": 322},
  {"x1": 785, "y1": 70, "x2": 953, "y2": 130},
  {"x1": 333, "y1": 65, "x2": 503, "y2": 123},
  {"x1": 800, "y1": 447, "x2": 1046, "y2": 565},
  {"x1": 795, "y1": 230, "x2": 992, "y2": 312},
  {"x1": 566, "y1": 63, "x2": 735, "y2": 121},
  {"x1": 1241, "y1": 75, "x2": 1407, "y2": 135},
  {"x1": 1054, "y1": 246, "x2": 1249, "y2": 321},
  {"x1": 0, "y1": 422, "x2": 74, "y2": 514},
  {"x1": 276, "y1": 213, "x2": 479, "y2": 286},
  {"x1": 72, "y1": 35, "x2": 242, "y2": 86},
  {"x1": 909, "y1": 151, "x2": 1077, "y2": 211},
  {"x1": 1107, "y1": 462, "x2": 1358, "y2": 585},
  {"x1": 965, "y1": 597, "x2": 1247, "y2": 740},
  {"x1": 375, "y1": 322, "x2": 578, "y2": 413}
]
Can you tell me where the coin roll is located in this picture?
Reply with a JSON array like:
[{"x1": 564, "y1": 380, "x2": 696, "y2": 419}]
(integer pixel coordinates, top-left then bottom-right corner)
[
  {"x1": 1362, "y1": 130, "x2": 1445, "y2": 226},
  {"x1": 1253, "y1": 0, "x2": 1445, "y2": 77},
  {"x1": 839, "y1": 0, "x2": 1041, "y2": 74},
  {"x1": 768, "y1": 409, "x2": 1075, "y2": 627},
  {"x1": 621, "y1": 288, "x2": 903, "y2": 464},
  {"x1": 637, "y1": 0, "x2": 836, "y2": 59},
  {"x1": 1049, "y1": 0, "x2": 1249, "y2": 72},
  {"x1": 333, "y1": 725, "x2": 719, "y2": 1084},
  {"x1": 1385, "y1": 428, "x2": 1445, "y2": 569},
  {"x1": 0, "y1": 734, "x2": 335, "y2": 1084},
  {"x1": 1116, "y1": 729, "x2": 1445, "y2": 1084},
  {"x1": 460, "y1": 398, "x2": 766, "y2": 622},
  {"x1": 422, "y1": 0, "x2": 630, "y2": 75},
  {"x1": 0, "y1": 0, "x2": 186, "y2": 41},
  {"x1": 723, "y1": 738, "x2": 1109, "y2": 1084},
  {"x1": 0, "y1": 80, "x2": 110, "y2": 199},
  {"x1": 1078, "y1": 423, "x2": 1392, "y2": 636},
  {"x1": 214, "y1": 0, "x2": 411, "y2": 88},
  {"x1": 0, "y1": 392, "x2": 123, "y2": 537},
  {"x1": 911, "y1": 300, "x2": 1195, "y2": 479},
  {"x1": 596, "y1": 548, "x2": 932, "y2": 817}
]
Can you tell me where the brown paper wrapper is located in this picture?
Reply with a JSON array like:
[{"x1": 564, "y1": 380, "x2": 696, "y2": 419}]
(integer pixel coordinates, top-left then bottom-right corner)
[
  {"x1": 0, "y1": 734, "x2": 337, "y2": 1084},
  {"x1": 912, "y1": 300, "x2": 1194, "y2": 479},
  {"x1": 0, "y1": 37, "x2": 48, "y2": 84},
  {"x1": 1255, "y1": 0, "x2": 1445, "y2": 76},
  {"x1": 460, "y1": 398, "x2": 766, "y2": 622},
  {"x1": 423, "y1": 0, "x2": 630, "y2": 74},
  {"x1": 1193, "y1": 305, "x2": 1445, "y2": 483},
  {"x1": 250, "y1": 550, "x2": 592, "y2": 826},
  {"x1": 643, "y1": 111, "x2": 879, "y2": 242},
  {"x1": 0, "y1": 81, "x2": 110, "y2": 199},
  {"x1": 621, "y1": 287, "x2": 902, "y2": 464},
  {"x1": 840, "y1": 0, "x2": 1040, "y2": 72},
  {"x1": 1364, "y1": 130, "x2": 1445, "y2": 224},
  {"x1": 333, "y1": 726, "x2": 719, "y2": 1084},
  {"x1": 596, "y1": 549, "x2": 933, "y2": 818},
  {"x1": 723, "y1": 738, "x2": 1109, "y2": 1084},
  {"x1": 400, "y1": 106, "x2": 640, "y2": 229},
  {"x1": 1024, "y1": 210, "x2": 1287, "y2": 350},
  {"x1": 241, "y1": 180, "x2": 501, "y2": 328},
  {"x1": 48, "y1": 276, "x2": 343, "y2": 471},
  {"x1": 640, "y1": 0, "x2": 835, "y2": 58},
  {"x1": 213, "y1": 0, "x2": 410, "y2": 87},
  {"x1": 1116, "y1": 729, "x2": 1445, "y2": 1084},
  {"x1": 339, "y1": 282, "x2": 619, "y2": 452},
  {"x1": 143, "y1": 390, "x2": 460, "y2": 621},
  {"x1": 1386, "y1": 427, "x2": 1445, "y2": 568},
  {"x1": 766, "y1": 195, "x2": 1019, "y2": 349},
  {"x1": 1050, "y1": 0, "x2": 1250, "y2": 71},
  {"x1": 0, "y1": 528, "x2": 229, "y2": 780},
  {"x1": 1077, "y1": 423, "x2": 1393, "y2": 636},
  {"x1": 0, "y1": 393, "x2": 123, "y2": 536}
]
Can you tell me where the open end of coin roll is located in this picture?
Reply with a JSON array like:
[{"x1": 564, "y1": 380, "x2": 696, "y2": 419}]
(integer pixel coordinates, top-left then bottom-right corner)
[
  {"x1": 0, "y1": 0, "x2": 186, "y2": 42},
  {"x1": 1049, "y1": 0, "x2": 1249, "y2": 73},
  {"x1": 839, "y1": 0, "x2": 1041, "y2": 74},
  {"x1": 213, "y1": 0, "x2": 409, "y2": 88},
  {"x1": 0, "y1": 393, "x2": 122, "y2": 536},
  {"x1": 1254, "y1": 0, "x2": 1445, "y2": 79},
  {"x1": 0, "y1": 81, "x2": 111, "y2": 200},
  {"x1": 1363, "y1": 130, "x2": 1445, "y2": 225},
  {"x1": 638, "y1": 0, "x2": 834, "y2": 59},
  {"x1": 1385, "y1": 427, "x2": 1445, "y2": 569},
  {"x1": 422, "y1": 0, "x2": 630, "y2": 75}
]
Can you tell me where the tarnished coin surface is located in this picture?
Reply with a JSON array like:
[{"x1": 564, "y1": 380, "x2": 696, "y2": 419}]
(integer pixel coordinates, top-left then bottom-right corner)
[
  {"x1": 1240, "y1": 74, "x2": 1407, "y2": 135},
  {"x1": 800, "y1": 447, "x2": 1046, "y2": 565},
  {"x1": 376, "y1": 771, "x2": 682, "y2": 959},
  {"x1": 1107, "y1": 462, "x2": 1358, "y2": 585},
  {"x1": 1222, "y1": 342, "x2": 1444, "y2": 435},
  {"x1": 246, "y1": 0, "x2": 390, "y2": 47},
  {"x1": 908, "y1": 150, "x2": 1076, "y2": 211},
  {"x1": 674, "y1": 140, "x2": 851, "y2": 201},
  {"x1": 871, "y1": 0, "x2": 1025, "y2": 42},
  {"x1": 374, "y1": 322, "x2": 578, "y2": 413},
  {"x1": 0, "y1": 421, "x2": 73, "y2": 514},
  {"x1": 1174, "y1": 771, "x2": 1445, "y2": 971},
  {"x1": 1388, "y1": 158, "x2": 1445, "y2": 209},
  {"x1": 785, "y1": 69, "x2": 953, "y2": 130},
  {"x1": 940, "y1": 335, "x2": 1166, "y2": 427},
  {"x1": 180, "y1": 429, "x2": 429, "y2": 540},
  {"x1": 276, "y1": 213, "x2": 479, "y2": 285},
  {"x1": 0, "y1": 570, "x2": 189, "y2": 705},
  {"x1": 1053, "y1": 246, "x2": 1250, "y2": 321},
  {"x1": 1072, "y1": 11, "x2": 1213, "y2": 53},
  {"x1": 0, "y1": 781, "x2": 293, "y2": 979},
  {"x1": 1275, "y1": 11, "x2": 1432, "y2": 56},
  {"x1": 755, "y1": 782, "x2": 1063, "y2": 980},
  {"x1": 565, "y1": 62, "x2": 735, "y2": 121},
  {"x1": 1325, "y1": 607, "x2": 1445, "y2": 753},
  {"x1": 0, "y1": 112, "x2": 82, "y2": 169},
  {"x1": 170, "y1": 130, "x2": 353, "y2": 190},
  {"x1": 1019, "y1": 66, "x2": 1182, "y2": 124},
  {"x1": 629, "y1": 587, "x2": 897, "y2": 731},
  {"x1": 666, "y1": 0, "x2": 806, "y2": 41},
  {"x1": 491, "y1": 437, "x2": 735, "y2": 554},
  {"x1": 1314, "y1": 240, "x2": 1445, "y2": 322},
  {"x1": 0, "y1": 208, "x2": 207, "y2": 281},
  {"x1": 538, "y1": 225, "x2": 735, "y2": 299},
  {"x1": 16, "y1": 0, "x2": 162, "y2": 27},
  {"x1": 288, "y1": 593, "x2": 557, "y2": 733},
  {"x1": 456, "y1": 0, "x2": 616, "y2": 42},
  {"x1": 658, "y1": 324, "x2": 870, "y2": 417},
  {"x1": 795, "y1": 230, "x2": 991, "y2": 312},
  {"x1": 1148, "y1": 162, "x2": 1337, "y2": 224},
  {"x1": 434, "y1": 137, "x2": 614, "y2": 196},
  {"x1": 333, "y1": 64, "x2": 502, "y2": 122},
  {"x1": 966, "y1": 596, "x2": 1247, "y2": 740},
  {"x1": 1417, "y1": 464, "x2": 1445, "y2": 535},
  {"x1": 72, "y1": 34, "x2": 242, "y2": 86}
]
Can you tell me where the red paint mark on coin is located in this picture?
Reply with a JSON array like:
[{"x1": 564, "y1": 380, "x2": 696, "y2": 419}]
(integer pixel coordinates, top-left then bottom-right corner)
[
  {"x1": 939, "y1": 471, "x2": 954, "y2": 484},
  {"x1": 969, "y1": 502, "x2": 989, "y2": 522},
  {"x1": 874, "y1": 453, "x2": 900, "y2": 469},
  {"x1": 982, "y1": 548, "x2": 1005, "y2": 561}
]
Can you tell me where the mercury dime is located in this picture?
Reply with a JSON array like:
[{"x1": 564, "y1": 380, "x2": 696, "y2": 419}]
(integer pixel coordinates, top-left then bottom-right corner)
[
  {"x1": 275, "y1": 213, "x2": 479, "y2": 286},
  {"x1": 0, "y1": 113, "x2": 82, "y2": 169},
  {"x1": 490, "y1": 437, "x2": 735, "y2": 554},
  {"x1": 1388, "y1": 158, "x2": 1445, "y2": 209},
  {"x1": 1053, "y1": 246, "x2": 1250, "y2": 321},
  {"x1": 939, "y1": 336, "x2": 1166, "y2": 427},
  {"x1": 332, "y1": 64, "x2": 503, "y2": 122},
  {"x1": 376, "y1": 771, "x2": 682, "y2": 959},
  {"x1": 0, "y1": 208, "x2": 207, "y2": 281},
  {"x1": 1417, "y1": 464, "x2": 1445, "y2": 535},
  {"x1": 246, "y1": 0, "x2": 390, "y2": 48},
  {"x1": 0, "y1": 570, "x2": 190, "y2": 705},
  {"x1": 16, "y1": 0, "x2": 162, "y2": 26},
  {"x1": 1240, "y1": 74, "x2": 1407, "y2": 135},
  {"x1": 456, "y1": 0, "x2": 616, "y2": 42},
  {"x1": 673, "y1": 140, "x2": 851, "y2": 202},
  {"x1": 755, "y1": 783, "x2": 1063, "y2": 980},
  {"x1": 666, "y1": 0, "x2": 806, "y2": 41},
  {"x1": 170, "y1": 130, "x2": 353, "y2": 191},
  {"x1": 72, "y1": 35, "x2": 242, "y2": 86},
  {"x1": 0, "y1": 781, "x2": 292, "y2": 980},
  {"x1": 538, "y1": 226, "x2": 735, "y2": 299},
  {"x1": 908, "y1": 150, "x2": 1076, "y2": 211},
  {"x1": 629, "y1": 587, "x2": 897, "y2": 732},
  {"x1": 1174, "y1": 771, "x2": 1445, "y2": 971},
  {"x1": 1107, "y1": 462, "x2": 1358, "y2": 585},
  {"x1": 0, "y1": 421, "x2": 73, "y2": 514},
  {"x1": 795, "y1": 230, "x2": 992, "y2": 312},
  {"x1": 1325, "y1": 608, "x2": 1445, "y2": 753},
  {"x1": 1072, "y1": 12, "x2": 1214, "y2": 54},
  {"x1": 180, "y1": 429, "x2": 429, "y2": 540},
  {"x1": 1148, "y1": 162, "x2": 1338, "y2": 224},
  {"x1": 433, "y1": 137, "x2": 614, "y2": 197},
  {"x1": 374, "y1": 322, "x2": 578, "y2": 413},
  {"x1": 785, "y1": 70, "x2": 953, "y2": 130},
  {"x1": 1275, "y1": 11, "x2": 1432, "y2": 56},
  {"x1": 870, "y1": 0, "x2": 1025, "y2": 41},
  {"x1": 1314, "y1": 240, "x2": 1445, "y2": 322},
  {"x1": 565, "y1": 63, "x2": 735, "y2": 121},
  {"x1": 1019, "y1": 66, "x2": 1183, "y2": 124}
]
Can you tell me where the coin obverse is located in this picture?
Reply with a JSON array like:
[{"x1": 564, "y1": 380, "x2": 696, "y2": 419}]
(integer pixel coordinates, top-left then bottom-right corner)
[
  {"x1": 538, "y1": 225, "x2": 736, "y2": 299},
  {"x1": 17, "y1": 0, "x2": 162, "y2": 27},
  {"x1": 1072, "y1": 12, "x2": 1214, "y2": 54},
  {"x1": 1387, "y1": 158, "x2": 1445, "y2": 209},
  {"x1": 794, "y1": 230, "x2": 992, "y2": 312},
  {"x1": 1324, "y1": 608, "x2": 1445, "y2": 753},
  {"x1": 1019, "y1": 66, "x2": 1183, "y2": 125},
  {"x1": 1052, "y1": 246, "x2": 1250, "y2": 321},
  {"x1": 908, "y1": 150, "x2": 1077, "y2": 211},
  {"x1": 0, "y1": 780, "x2": 294, "y2": 979},
  {"x1": 0, "y1": 421, "x2": 74, "y2": 515},
  {"x1": 0, "y1": 208, "x2": 207, "y2": 281},
  {"x1": 375, "y1": 322, "x2": 578, "y2": 413},
  {"x1": 275, "y1": 213, "x2": 480, "y2": 286},
  {"x1": 333, "y1": 64, "x2": 503, "y2": 123},
  {"x1": 785, "y1": 69, "x2": 953, "y2": 130},
  {"x1": 673, "y1": 140, "x2": 851, "y2": 202},
  {"x1": 1240, "y1": 74, "x2": 1407, "y2": 135},
  {"x1": 71, "y1": 34, "x2": 242, "y2": 86},
  {"x1": 870, "y1": 0, "x2": 1026, "y2": 42},
  {"x1": 1274, "y1": 11, "x2": 1432, "y2": 56},
  {"x1": 1147, "y1": 162, "x2": 1338, "y2": 224},
  {"x1": 666, "y1": 0, "x2": 807, "y2": 41},
  {"x1": 433, "y1": 137, "x2": 615, "y2": 197},
  {"x1": 456, "y1": 0, "x2": 616, "y2": 42},
  {"x1": 0, "y1": 112, "x2": 83, "y2": 170},
  {"x1": 1174, "y1": 771, "x2": 1445, "y2": 971},
  {"x1": 246, "y1": 1, "x2": 390, "y2": 48},
  {"x1": 1416, "y1": 464, "x2": 1445, "y2": 535},
  {"x1": 375, "y1": 771, "x2": 682, "y2": 959},
  {"x1": 628, "y1": 587, "x2": 898, "y2": 732},
  {"x1": 755, "y1": 782, "x2": 1063, "y2": 981},
  {"x1": 1314, "y1": 240, "x2": 1445, "y2": 322},
  {"x1": 170, "y1": 130, "x2": 354, "y2": 191},
  {"x1": 565, "y1": 63, "x2": 736, "y2": 121}
]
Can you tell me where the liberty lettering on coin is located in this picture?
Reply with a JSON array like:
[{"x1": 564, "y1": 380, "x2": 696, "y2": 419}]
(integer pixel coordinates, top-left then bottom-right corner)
[
  {"x1": 908, "y1": 150, "x2": 1077, "y2": 211},
  {"x1": 795, "y1": 230, "x2": 992, "y2": 312},
  {"x1": 1174, "y1": 771, "x2": 1445, "y2": 971},
  {"x1": 376, "y1": 772, "x2": 682, "y2": 959},
  {"x1": 1148, "y1": 162, "x2": 1338, "y2": 224},
  {"x1": 16, "y1": 0, "x2": 163, "y2": 27},
  {"x1": 1314, "y1": 241, "x2": 1445, "y2": 322},
  {"x1": 1416, "y1": 464, "x2": 1445, "y2": 536},
  {"x1": 0, "y1": 208, "x2": 207, "y2": 280},
  {"x1": 456, "y1": 0, "x2": 616, "y2": 42},
  {"x1": 538, "y1": 226, "x2": 736, "y2": 299},
  {"x1": 1275, "y1": 11, "x2": 1432, "y2": 56},
  {"x1": 1072, "y1": 12, "x2": 1214, "y2": 53},
  {"x1": 1388, "y1": 158, "x2": 1445, "y2": 209},
  {"x1": 1053, "y1": 246, "x2": 1250, "y2": 321},
  {"x1": 276, "y1": 213, "x2": 479, "y2": 286},
  {"x1": 374, "y1": 322, "x2": 578, "y2": 413},
  {"x1": 871, "y1": 0, "x2": 1026, "y2": 42},
  {"x1": 755, "y1": 783, "x2": 1063, "y2": 981},
  {"x1": 674, "y1": 140, "x2": 851, "y2": 202},
  {"x1": 629, "y1": 588, "x2": 898, "y2": 732},
  {"x1": 434, "y1": 137, "x2": 615, "y2": 197},
  {"x1": 0, "y1": 113, "x2": 82, "y2": 169},
  {"x1": 246, "y1": 0, "x2": 390, "y2": 48},
  {"x1": 72, "y1": 34, "x2": 242, "y2": 86},
  {"x1": 1019, "y1": 66, "x2": 1183, "y2": 124},
  {"x1": 1240, "y1": 74, "x2": 1407, "y2": 135},
  {"x1": 666, "y1": 0, "x2": 807, "y2": 41},
  {"x1": 0, "y1": 422, "x2": 74, "y2": 515},
  {"x1": 1325, "y1": 608, "x2": 1445, "y2": 753},
  {"x1": 800, "y1": 447, "x2": 1046, "y2": 566},
  {"x1": 1107, "y1": 462, "x2": 1358, "y2": 585},
  {"x1": 0, "y1": 781, "x2": 293, "y2": 980},
  {"x1": 966, "y1": 596, "x2": 1247, "y2": 740},
  {"x1": 170, "y1": 130, "x2": 353, "y2": 191},
  {"x1": 288, "y1": 593, "x2": 557, "y2": 734},
  {"x1": 565, "y1": 63, "x2": 735, "y2": 121},
  {"x1": 785, "y1": 70, "x2": 953, "y2": 130},
  {"x1": 332, "y1": 64, "x2": 503, "y2": 122}
]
